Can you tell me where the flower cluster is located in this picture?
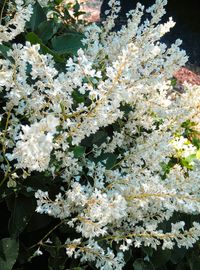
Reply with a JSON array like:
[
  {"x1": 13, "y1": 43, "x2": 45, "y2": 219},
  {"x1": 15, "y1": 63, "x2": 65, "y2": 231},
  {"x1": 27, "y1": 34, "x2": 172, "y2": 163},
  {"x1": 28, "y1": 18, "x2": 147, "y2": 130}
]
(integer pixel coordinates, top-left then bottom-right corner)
[
  {"x1": 10, "y1": 115, "x2": 59, "y2": 172},
  {"x1": 1, "y1": 0, "x2": 200, "y2": 269},
  {"x1": 0, "y1": 1, "x2": 33, "y2": 44}
]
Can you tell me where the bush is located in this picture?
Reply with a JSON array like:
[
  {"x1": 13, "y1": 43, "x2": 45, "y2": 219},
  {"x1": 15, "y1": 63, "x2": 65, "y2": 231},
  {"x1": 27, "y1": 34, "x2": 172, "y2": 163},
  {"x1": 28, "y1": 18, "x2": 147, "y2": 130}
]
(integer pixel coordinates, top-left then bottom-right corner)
[{"x1": 1, "y1": 0, "x2": 200, "y2": 269}]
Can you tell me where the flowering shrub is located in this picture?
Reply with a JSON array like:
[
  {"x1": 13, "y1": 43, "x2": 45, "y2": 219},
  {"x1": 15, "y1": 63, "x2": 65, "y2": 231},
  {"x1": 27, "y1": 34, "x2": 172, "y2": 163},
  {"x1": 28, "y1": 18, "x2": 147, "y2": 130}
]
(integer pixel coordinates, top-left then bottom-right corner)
[{"x1": 1, "y1": 0, "x2": 200, "y2": 269}]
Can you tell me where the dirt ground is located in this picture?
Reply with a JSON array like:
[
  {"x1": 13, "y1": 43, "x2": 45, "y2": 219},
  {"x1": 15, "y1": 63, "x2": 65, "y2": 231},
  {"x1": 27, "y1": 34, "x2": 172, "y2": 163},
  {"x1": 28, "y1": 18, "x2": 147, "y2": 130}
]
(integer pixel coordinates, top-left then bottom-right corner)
[{"x1": 81, "y1": 0, "x2": 102, "y2": 22}]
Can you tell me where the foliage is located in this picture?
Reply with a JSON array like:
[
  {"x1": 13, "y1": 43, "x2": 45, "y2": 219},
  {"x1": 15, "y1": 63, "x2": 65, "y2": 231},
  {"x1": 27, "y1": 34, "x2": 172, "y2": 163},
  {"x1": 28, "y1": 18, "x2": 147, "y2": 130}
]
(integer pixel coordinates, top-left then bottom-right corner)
[{"x1": 1, "y1": 0, "x2": 200, "y2": 269}]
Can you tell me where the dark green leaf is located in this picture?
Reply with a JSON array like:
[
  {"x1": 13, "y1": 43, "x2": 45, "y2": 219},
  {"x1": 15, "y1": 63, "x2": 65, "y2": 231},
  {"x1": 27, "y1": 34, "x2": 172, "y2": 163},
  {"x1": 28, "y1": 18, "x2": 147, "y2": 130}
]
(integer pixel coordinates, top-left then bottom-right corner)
[
  {"x1": 48, "y1": 256, "x2": 66, "y2": 270},
  {"x1": 92, "y1": 130, "x2": 108, "y2": 146},
  {"x1": 45, "y1": 236, "x2": 62, "y2": 257},
  {"x1": 26, "y1": 32, "x2": 64, "y2": 62},
  {"x1": 26, "y1": 213, "x2": 52, "y2": 232},
  {"x1": 160, "y1": 159, "x2": 175, "y2": 176},
  {"x1": 0, "y1": 187, "x2": 14, "y2": 202},
  {"x1": 175, "y1": 262, "x2": 188, "y2": 270},
  {"x1": 0, "y1": 238, "x2": 19, "y2": 270},
  {"x1": 188, "y1": 253, "x2": 200, "y2": 270},
  {"x1": 181, "y1": 120, "x2": 196, "y2": 129},
  {"x1": 26, "y1": 31, "x2": 43, "y2": 44},
  {"x1": 73, "y1": 1, "x2": 85, "y2": 18},
  {"x1": 123, "y1": 249, "x2": 132, "y2": 264},
  {"x1": 65, "y1": 267, "x2": 86, "y2": 270},
  {"x1": 95, "y1": 153, "x2": 117, "y2": 169},
  {"x1": 133, "y1": 258, "x2": 154, "y2": 270},
  {"x1": 150, "y1": 248, "x2": 171, "y2": 269},
  {"x1": 72, "y1": 90, "x2": 86, "y2": 103},
  {"x1": 0, "y1": 44, "x2": 10, "y2": 58},
  {"x1": 45, "y1": 236, "x2": 66, "y2": 270},
  {"x1": 37, "y1": 21, "x2": 59, "y2": 43},
  {"x1": 55, "y1": 0, "x2": 63, "y2": 4},
  {"x1": 105, "y1": 153, "x2": 117, "y2": 169},
  {"x1": 73, "y1": 1, "x2": 80, "y2": 14},
  {"x1": 120, "y1": 103, "x2": 132, "y2": 116},
  {"x1": 171, "y1": 78, "x2": 177, "y2": 87},
  {"x1": 29, "y1": 1, "x2": 46, "y2": 31},
  {"x1": 142, "y1": 246, "x2": 153, "y2": 257},
  {"x1": 73, "y1": 146, "x2": 86, "y2": 158},
  {"x1": 25, "y1": 174, "x2": 51, "y2": 191},
  {"x1": 51, "y1": 33, "x2": 84, "y2": 54},
  {"x1": 170, "y1": 247, "x2": 187, "y2": 264},
  {"x1": 63, "y1": 8, "x2": 73, "y2": 21},
  {"x1": 8, "y1": 196, "x2": 36, "y2": 237},
  {"x1": 192, "y1": 137, "x2": 200, "y2": 149}
]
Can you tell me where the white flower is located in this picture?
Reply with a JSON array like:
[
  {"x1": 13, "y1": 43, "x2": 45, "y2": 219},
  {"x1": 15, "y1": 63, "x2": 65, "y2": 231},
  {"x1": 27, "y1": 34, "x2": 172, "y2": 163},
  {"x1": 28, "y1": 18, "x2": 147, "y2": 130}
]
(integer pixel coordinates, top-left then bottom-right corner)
[
  {"x1": 2, "y1": 0, "x2": 200, "y2": 269},
  {"x1": 12, "y1": 116, "x2": 59, "y2": 171}
]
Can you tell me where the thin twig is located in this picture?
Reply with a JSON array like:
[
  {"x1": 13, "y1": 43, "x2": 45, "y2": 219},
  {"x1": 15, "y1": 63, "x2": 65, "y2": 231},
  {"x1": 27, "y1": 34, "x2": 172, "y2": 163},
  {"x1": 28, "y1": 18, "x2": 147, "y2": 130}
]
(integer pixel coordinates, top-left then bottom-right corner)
[{"x1": 0, "y1": 0, "x2": 8, "y2": 25}]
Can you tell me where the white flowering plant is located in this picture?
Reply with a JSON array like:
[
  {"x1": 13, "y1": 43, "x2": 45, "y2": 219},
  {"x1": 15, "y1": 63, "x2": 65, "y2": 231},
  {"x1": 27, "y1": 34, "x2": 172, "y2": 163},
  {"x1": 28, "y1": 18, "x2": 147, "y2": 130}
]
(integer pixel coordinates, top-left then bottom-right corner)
[{"x1": 1, "y1": 0, "x2": 200, "y2": 269}]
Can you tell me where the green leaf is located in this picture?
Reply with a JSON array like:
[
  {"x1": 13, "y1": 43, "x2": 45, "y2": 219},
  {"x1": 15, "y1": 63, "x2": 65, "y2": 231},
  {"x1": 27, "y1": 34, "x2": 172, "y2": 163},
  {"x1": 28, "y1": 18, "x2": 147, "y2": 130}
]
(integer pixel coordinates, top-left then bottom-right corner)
[
  {"x1": 24, "y1": 173, "x2": 51, "y2": 191},
  {"x1": 192, "y1": 137, "x2": 200, "y2": 149},
  {"x1": 26, "y1": 213, "x2": 52, "y2": 232},
  {"x1": 181, "y1": 120, "x2": 196, "y2": 129},
  {"x1": 45, "y1": 236, "x2": 66, "y2": 270},
  {"x1": 72, "y1": 90, "x2": 86, "y2": 103},
  {"x1": 188, "y1": 253, "x2": 200, "y2": 270},
  {"x1": 26, "y1": 32, "x2": 64, "y2": 62},
  {"x1": 73, "y1": 1, "x2": 85, "y2": 18},
  {"x1": 51, "y1": 33, "x2": 84, "y2": 54},
  {"x1": 150, "y1": 248, "x2": 171, "y2": 269},
  {"x1": 120, "y1": 103, "x2": 132, "y2": 116},
  {"x1": 0, "y1": 187, "x2": 14, "y2": 202},
  {"x1": 29, "y1": 1, "x2": 46, "y2": 31},
  {"x1": 8, "y1": 196, "x2": 36, "y2": 237},
  {"x1": 73, "y1": 146, "x2": 86, "y2": 158},
  {"x1": 92, "y1": 130, "x2": 108, "y2": 146},
  {"x1": 95, "y1": 153, "x2": 117, "y2": 169},
  {"x1": 26, "y1": 31, "x2": 42, "y2": 44},
  {"x1": 0, "y1": 44, "x2": 10, "y2": 58},
  {"x1": 37, "y1": 21, "x2": 59, "y2": 43},
  {"x1": 133, "y1": 258, "x2": 154, "y2": 270},
  {"x1": 160, "y1": 159, "x2": 176, "y2": 176},
  {"x1": 123, "y1": 249, "x2": 132, "y2": 264},
  {"x1": 45, "y1": 236, "x2": 63, "y2": 257},
  {"x1": 105, "y1": 153, "x2": 117, "y2": 169},
  {"x1": 55, "y1": 0, "x2": 63, "y2": 4},
  {"x1": 48, "y1": 256, "x2": 66, "y2": 270},
  {"x1": 170, "y1": 247, "x2": 187, "y2": 264},
  {"x1": 196, "y1": 149, "x2": 200, "y2": 159},
  {"x1": 0, "y1": 238, "x2": 19, "y2": 270},
  {"x1": 142, "y1": 246, "x2": 153, "y2": 257},
  {"x1": 171, "y1": 77, "x2": 177, "y2": 87},
  {"x1": 73, "y1": 1, "x2": 80, "y2": 14},
  {"x1": 180, "y1": 155, "x2": 195, "y2": 169},
  {"x1": 175, "y1": 262, "x2": 188, "y2": 270},
  {"x1": 65, "y1": 266, "x2": 86, "y2": 270}
]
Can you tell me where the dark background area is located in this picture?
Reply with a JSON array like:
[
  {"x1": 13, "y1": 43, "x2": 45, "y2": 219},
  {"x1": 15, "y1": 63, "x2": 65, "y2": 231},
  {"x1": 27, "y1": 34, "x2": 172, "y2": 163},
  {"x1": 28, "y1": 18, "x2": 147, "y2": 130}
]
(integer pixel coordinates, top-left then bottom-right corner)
[{"x1": 100, "y1": 0, "x2": 200, "y2": 65}]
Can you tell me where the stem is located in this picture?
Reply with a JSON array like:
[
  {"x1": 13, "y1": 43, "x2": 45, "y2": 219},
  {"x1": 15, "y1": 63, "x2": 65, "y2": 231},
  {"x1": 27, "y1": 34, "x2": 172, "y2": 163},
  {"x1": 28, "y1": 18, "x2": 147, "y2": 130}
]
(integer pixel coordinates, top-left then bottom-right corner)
[
  {"x1": 69, "y1": 58, "x2": 128, "y2": 136},
  {"x1": 0, "y1": 110, "x2": 12, "y2": 187},
  {"x1": 0, "y1": 170, "x2": 9, "y2": 188},
  {"x1": 99, "y1": 229, "x2": 194, "y2": 243},
  {"x1": 0, "y1": 0, "x2": 8, "y2": 24},
  {"x1": 125, "y1": 192, "x2": 200, "y2": 203},
  {"x1": 28, "y1": 220, "x2": 65, "y2": 250}
]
